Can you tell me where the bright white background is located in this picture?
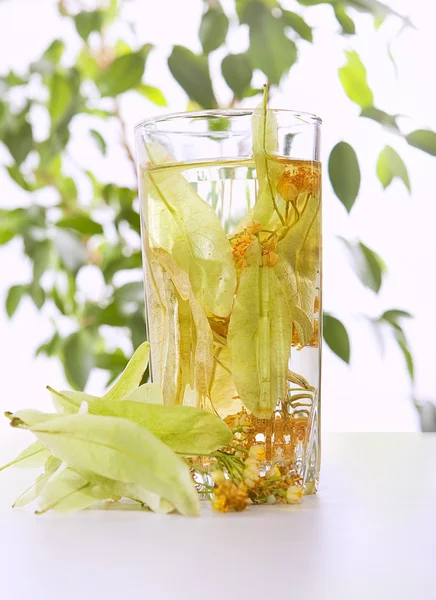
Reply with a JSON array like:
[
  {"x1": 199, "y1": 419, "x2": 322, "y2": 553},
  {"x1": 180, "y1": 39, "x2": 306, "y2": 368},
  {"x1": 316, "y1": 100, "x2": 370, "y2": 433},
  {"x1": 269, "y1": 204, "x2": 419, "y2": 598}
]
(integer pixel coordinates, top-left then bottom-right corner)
[{"x1": 0, "y1": 0, "x2": 435, "y2": 431}]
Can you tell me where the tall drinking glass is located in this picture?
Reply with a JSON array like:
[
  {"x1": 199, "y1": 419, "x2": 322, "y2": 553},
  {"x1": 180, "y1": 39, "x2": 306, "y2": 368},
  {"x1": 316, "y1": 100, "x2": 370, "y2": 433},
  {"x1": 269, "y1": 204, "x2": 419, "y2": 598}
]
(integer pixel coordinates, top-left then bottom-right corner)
[{"x1": 135, "y1": 106, "x2": 322, "y2": 497}]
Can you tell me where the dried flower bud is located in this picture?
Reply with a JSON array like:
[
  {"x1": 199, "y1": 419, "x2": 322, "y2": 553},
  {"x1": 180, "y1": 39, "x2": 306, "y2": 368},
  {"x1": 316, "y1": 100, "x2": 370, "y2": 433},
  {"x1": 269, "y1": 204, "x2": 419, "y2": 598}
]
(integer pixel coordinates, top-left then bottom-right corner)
[
  {"x1": 277, "y1": 174, "x2": 299, "y2": 203},
  {"x1": 266, "y1": 465, "x2": 281, "y2": 480},
  {"x1": 212, "y1": 481, "x2": 248, "y2": 512},
  {"x1": 244, "y1": 477, "x2": 256, "y2": 489},
  {"x1": 286, "y1": 484, "x2": 303, "y2": 504},
  {"x1": 277, "y1": 166, "x2": 321, "y2": 201},
  {"x1": 248, "y1": 444, "x2": 266, "y2": 462},
  {"x1": 244, "y1": 464, "x2": 260, "y2": 481}
]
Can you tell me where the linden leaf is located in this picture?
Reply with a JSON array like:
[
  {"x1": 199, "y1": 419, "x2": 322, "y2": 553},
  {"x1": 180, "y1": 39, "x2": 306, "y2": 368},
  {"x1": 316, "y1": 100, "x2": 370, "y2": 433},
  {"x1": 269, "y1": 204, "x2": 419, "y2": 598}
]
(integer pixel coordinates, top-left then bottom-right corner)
[
  {"x1": 199, "y1": 6, "x2": 229, "y2": 54},
  {"x1": 228, "y1": 239, "x2": 292, "y2": 418},
  {"x1": 221, "y1": 53, "x2": 252, "y2": 98},
  {"x1": 47, "y1": 343, "x2": 151, "y2": 415},
  {"x1": 79, "y1": 470, "x2": 174, "y2": 514},
  {"x1": 247, "y1": 6, "x2": 297, "y2": 85},
  {"x1": 17, "y1": 413, "x2": 199, "y2": 516},
  {"x1": 97, "y1": 48, "x2": 150, "y2": 97},
  {"x1": 80, "y1": 471, "x2": 174, "y2": 514},
  {"x1": 376, "y1": 146, "x2": 410, "y2": 192},
  {"x1": 88, "y1": 399, "x2": 232, "y2": 455},
  {"x1": 48, "y1": 386, "x2": 94, "y2": 414},
  {"x1": 209, "y1": 344, "x2": 242, "y2": 418},
  {"x1": 121, "y1": 383, "x2": 163, "y2": 404},
  {"x1": 153, "y1": 249, "x2": 213, "y2": 406},
  {"x1": 339, "y1": 237, "x2": 386, "y2": 293},
  {"x1": 323, "y1": 314, "x2": 350, "y2": 363},
  {"x1": 338, "y1": 50, "x2": 374, "y2": 108},
  {"x1": 0, "y1": 441, "x2": 49, "y2": 472},
  {"x1": 8, "y1": 410, "x2": 59, "y2": 428},
  {"x1": 142, "y1": 142, "x2": 236, "y2": 317},
  {"x1": 167, "y1": 46, "x2": 217, "y2": 109},
  {"x1": 102, "y1": 341, "x2": 150, "y2": 401},
  {"x1": 251, "y1": 87, "x2": 285, "y2": 228},
  {"x1": 328, "y1": 141, "x2": 361, "y2": 211},
  {"x1": 36, "y1": 468, "x2": 107, "y2": 514},
  {"x1": 275, "y1": 192, "x2": 321, "y2": 345},
  {"x1": 406, "y1": 129, "x2": 436, "y2": 156},
  {"x1": 145, "y1": 255, "x2": 184, "y2": 406},
  {"x1": 13, "y1": 454, "x2": 61, "y2": 508},
  {"x1": 13, "y1": 473, "x2": 53, "y2": 508}
]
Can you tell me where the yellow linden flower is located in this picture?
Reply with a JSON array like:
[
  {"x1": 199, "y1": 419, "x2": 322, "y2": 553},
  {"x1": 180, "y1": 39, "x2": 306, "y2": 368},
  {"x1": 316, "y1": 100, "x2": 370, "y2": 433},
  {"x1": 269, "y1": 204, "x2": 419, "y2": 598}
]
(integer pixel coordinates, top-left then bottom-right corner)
[
  {"x1": 266, "y1": 465, "x2": 281, "y2": 480},
  {"x1": 212, "y1": 494, "x2": 230, "y2": 513},
  {"x1": 286, "y1": 484, "x2": 303, "y2": 504},
  {"x1": 244, "y1": 464, "x2": 260, "y2": 483},
  {"x1": 248, "y1": 444, "x2": 266, "y2": 462},
  {"x1": 277, "y1": 166, "x2": 320, "y2": 202},
  {"x1": 244, "y1": 477, "x2": 256, "y2": 489},
  {"x1": 212, "y1": 470, "x2": 226, "y2": 484},
  {"x1": 232, "y1": 232, "x2": 253, "y2": 269},
  {"x1": 213, "y1": 481, "x2": 248, "y2": 512},
  {"x1": 276, "y1": 174, "x2": 298, "y2": 203}
]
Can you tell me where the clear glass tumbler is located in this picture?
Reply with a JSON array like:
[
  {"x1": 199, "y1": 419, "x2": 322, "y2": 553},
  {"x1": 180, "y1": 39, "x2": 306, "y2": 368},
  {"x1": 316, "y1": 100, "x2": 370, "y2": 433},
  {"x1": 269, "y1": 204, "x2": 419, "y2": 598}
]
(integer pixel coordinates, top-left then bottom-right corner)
[{"x1": 135, "y1": 106, "x2": 322, "y2": 498}]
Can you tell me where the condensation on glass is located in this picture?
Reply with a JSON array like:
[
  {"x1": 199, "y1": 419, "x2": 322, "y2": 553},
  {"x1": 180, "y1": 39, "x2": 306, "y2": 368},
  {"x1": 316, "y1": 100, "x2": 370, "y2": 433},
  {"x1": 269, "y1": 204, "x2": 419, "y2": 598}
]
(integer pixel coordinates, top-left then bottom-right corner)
[{"x1": 135, "y1": 109, "x2": 322, "y2": 496}]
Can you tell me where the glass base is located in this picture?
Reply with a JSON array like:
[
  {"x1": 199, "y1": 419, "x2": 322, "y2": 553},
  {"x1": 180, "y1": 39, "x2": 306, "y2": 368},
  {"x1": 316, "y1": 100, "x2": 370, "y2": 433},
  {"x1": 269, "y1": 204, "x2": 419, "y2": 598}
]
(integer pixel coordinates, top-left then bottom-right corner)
[{"x1": 191, "y1": 393, "x2": 320, "y2": 508}]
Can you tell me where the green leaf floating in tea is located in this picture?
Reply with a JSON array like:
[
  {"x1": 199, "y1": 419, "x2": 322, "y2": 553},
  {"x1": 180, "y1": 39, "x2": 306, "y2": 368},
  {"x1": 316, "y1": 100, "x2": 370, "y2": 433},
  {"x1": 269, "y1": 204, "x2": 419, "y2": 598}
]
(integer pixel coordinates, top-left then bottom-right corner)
[
  {"x1": 227, "y1": 88, "x2": 320, "y2": 417},
  {"x1": 152, "y1": 248, "x2": 213, "y2": 406},
  {"x1": 209, "y1": 344, "x2": 242, "y2": 417},
  {"x1": 142, "y1": 141, "x2": 236, "y2": 318},
  {"x1": 145, "y1": 255, "x2": 185, "y2": 405},
  {"x1": 251, "y1": 86, "x2": 286, "y2": 228},
  {"x1": 228, "y1": 238, "x2": 292, "y2": 418},
  {"x1": 275, "y1": 191, "x2": 321, "y2": 345}
]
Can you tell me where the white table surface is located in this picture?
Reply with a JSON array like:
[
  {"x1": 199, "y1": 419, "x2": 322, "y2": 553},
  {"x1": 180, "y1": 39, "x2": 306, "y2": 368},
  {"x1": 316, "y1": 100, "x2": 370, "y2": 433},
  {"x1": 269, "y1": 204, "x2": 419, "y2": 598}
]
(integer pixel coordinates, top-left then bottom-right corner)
[{"x1": 1, "y1": 431, "x2": 436, "y2": 600}]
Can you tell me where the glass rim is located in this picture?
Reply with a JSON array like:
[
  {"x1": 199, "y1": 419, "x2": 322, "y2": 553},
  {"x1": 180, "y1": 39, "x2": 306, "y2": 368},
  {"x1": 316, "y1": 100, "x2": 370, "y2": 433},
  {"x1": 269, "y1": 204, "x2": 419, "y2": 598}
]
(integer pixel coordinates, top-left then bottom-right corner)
[{"x1": 135, "y1": 108, "x2": 322, "y2": 135}]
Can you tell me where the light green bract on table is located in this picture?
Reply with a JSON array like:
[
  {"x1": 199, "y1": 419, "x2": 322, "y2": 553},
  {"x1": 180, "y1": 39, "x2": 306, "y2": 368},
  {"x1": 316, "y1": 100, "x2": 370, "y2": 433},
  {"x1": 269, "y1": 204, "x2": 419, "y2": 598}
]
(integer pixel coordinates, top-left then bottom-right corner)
[{"x1": 1, "y1": 342, "x2": 232, "y2": 516}]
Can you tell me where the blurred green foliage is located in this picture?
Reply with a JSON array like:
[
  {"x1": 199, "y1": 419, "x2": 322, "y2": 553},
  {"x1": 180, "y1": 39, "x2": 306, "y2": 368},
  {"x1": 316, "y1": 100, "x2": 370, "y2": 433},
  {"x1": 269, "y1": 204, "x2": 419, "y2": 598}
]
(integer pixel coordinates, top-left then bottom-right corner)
[{"x1": 1, "y1": 0, "x2": 435, "y2": 423}]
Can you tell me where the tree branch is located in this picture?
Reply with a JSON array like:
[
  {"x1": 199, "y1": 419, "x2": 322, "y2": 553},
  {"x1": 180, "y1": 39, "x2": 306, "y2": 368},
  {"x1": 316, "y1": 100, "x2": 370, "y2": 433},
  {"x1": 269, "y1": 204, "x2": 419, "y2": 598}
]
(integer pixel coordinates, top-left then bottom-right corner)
[{"x1": 114, "y1": 99, "x2": 137, "y2": 179}]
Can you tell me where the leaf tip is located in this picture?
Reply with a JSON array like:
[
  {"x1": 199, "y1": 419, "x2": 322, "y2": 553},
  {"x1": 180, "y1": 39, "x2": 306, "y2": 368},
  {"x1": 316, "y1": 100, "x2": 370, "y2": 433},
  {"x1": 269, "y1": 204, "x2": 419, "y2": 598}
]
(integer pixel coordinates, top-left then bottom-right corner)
[{"x1": 10, "y1": 417, "x2": 26, "y2": 428}]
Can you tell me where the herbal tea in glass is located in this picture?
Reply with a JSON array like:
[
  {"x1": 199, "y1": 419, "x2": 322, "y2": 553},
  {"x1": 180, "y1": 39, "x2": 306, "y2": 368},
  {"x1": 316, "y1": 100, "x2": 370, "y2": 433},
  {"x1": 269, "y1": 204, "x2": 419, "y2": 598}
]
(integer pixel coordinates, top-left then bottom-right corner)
[{"x1": 136, "y1": 91, "x2": 322, "y2": 504}]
